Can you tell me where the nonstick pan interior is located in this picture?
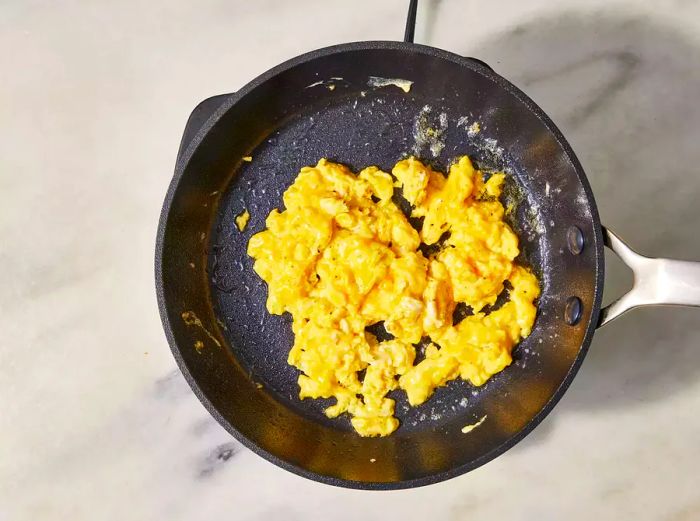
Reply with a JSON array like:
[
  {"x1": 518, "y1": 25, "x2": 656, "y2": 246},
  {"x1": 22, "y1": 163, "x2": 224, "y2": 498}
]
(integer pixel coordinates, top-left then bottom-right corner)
[{"x1": 156, "y1": 41, "x2": 604, "y2": 488}]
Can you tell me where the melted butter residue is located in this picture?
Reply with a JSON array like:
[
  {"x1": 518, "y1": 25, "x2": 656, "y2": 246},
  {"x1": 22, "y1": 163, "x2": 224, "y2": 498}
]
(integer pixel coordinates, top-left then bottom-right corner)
[
  {"x1": 181, "y1": 311, "x2": 222, "y2": 348},
  {"x1": 367, "y1": 76, "x2": 413, "y2": 93}
]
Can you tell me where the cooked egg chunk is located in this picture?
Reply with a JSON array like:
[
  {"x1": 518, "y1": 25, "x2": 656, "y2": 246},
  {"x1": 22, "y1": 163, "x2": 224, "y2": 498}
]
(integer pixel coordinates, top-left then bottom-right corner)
[{"x1": 235, "y1": 210, "x2": 250, "y2": 231}]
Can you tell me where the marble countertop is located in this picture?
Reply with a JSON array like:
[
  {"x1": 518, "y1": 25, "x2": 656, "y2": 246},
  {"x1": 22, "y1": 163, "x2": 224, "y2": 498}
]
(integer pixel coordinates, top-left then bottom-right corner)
[{"x1": 3, "y1": 0, "x2": 700, "y2": 519}]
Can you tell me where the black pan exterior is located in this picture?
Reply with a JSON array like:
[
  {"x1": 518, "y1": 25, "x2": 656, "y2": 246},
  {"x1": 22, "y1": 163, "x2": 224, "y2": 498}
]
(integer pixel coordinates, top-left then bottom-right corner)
[{"x1": 156, "y1": 41, "x2": 604, "y2": 489}]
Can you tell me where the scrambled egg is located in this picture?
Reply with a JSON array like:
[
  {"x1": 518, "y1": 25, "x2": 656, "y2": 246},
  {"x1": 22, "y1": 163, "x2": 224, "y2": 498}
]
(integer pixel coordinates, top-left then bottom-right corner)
[
  {"x1": 235, "y1": 210, "x2": 250, "y2": 231},
  {"x1": 247, "y1": 156, "x2": 539, "y2": 436}
]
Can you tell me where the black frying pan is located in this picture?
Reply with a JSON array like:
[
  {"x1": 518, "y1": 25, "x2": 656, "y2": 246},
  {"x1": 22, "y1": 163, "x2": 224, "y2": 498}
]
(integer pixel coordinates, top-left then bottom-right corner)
[{"x1": 155, "y1": 2, "x2": 700, "y2": 489}]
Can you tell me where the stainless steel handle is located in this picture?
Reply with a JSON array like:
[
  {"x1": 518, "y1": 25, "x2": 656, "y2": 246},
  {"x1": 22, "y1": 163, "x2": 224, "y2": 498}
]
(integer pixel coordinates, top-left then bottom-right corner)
[{"x1": 599, "y1": 227, "x2": 700, "y2": 327}]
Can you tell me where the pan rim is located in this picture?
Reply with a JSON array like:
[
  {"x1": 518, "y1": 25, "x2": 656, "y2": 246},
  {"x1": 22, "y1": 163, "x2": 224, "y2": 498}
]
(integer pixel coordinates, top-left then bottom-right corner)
[{"x1": 155, "y1": 39, "x2": 605, "y2": 490}]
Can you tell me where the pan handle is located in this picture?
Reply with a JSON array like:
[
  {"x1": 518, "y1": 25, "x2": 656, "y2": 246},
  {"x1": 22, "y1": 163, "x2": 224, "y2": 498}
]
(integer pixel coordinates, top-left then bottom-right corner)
[
  {"x1": 598, "y1": 227, "x2": 700, "y2": 327},
  {"x1": 177, "y1": 93, "x2": 234, "y2": 163},
  {"x1": 404, "y1": 0, "x2": 418, "y2": 43}
]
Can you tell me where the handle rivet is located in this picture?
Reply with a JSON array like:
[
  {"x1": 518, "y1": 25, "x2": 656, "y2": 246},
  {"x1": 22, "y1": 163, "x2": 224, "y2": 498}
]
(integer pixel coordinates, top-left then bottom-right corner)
[
  {"x1": 565, "y1": 296, "x2": 583, "y2": 325},
  {"x1": 567, "y1": 226, "x2": 584, "y2": 255}
]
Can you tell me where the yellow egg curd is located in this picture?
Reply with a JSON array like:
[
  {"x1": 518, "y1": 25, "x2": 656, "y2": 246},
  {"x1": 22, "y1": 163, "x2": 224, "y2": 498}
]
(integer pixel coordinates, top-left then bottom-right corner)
[
  {"x1": 235, "y1": 210, "x2": 250, "y2": 231},
  {"x1": 247, "y1": 156, "x2": 539, "y2": 437}
]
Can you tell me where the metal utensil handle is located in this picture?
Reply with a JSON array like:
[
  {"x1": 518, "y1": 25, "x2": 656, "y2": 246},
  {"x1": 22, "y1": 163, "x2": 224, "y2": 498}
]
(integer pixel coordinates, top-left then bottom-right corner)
[
  {"x1": 598, "y1": 227, "x2": 700, "y2": 327},
  {"x1": 404, "y1": 0, "x2": 418, "y2": 43}
]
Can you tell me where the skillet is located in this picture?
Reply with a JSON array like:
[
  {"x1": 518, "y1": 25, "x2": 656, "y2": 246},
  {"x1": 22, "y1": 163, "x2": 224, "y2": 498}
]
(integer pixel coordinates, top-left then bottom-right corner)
[{"x1": 155, "y1": 1, "x2": 700, "y2": 488}]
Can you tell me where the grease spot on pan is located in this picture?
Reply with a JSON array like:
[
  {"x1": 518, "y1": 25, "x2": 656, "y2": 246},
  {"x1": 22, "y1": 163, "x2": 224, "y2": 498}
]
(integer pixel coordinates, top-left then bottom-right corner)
[{"x1": 182, "y1": 310, "x2": 221, "y2": 348}]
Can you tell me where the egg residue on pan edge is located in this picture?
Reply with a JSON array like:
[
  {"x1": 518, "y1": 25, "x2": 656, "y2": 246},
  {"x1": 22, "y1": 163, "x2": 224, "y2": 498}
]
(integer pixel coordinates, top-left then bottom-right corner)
[
  {"x1": 462, "y1": 414, "x2": 487, "y2": 434},
  {"x1": 366, "y1": 76, "x2": 413, "y2": 93},
  {"x1": 247, "y1": 156, "x2": 540, "y2": 436}
]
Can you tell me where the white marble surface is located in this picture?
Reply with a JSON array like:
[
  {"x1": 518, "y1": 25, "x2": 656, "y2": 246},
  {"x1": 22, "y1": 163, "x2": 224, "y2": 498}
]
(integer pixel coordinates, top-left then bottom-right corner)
[{"x1": 3, "y1": 0, "x2": 700, "y2": 519}]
